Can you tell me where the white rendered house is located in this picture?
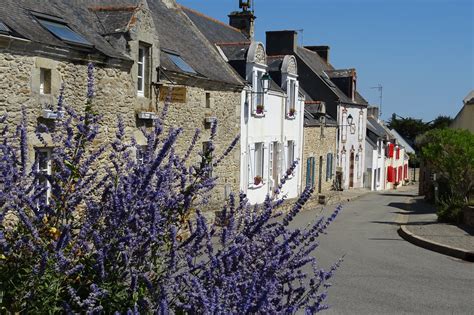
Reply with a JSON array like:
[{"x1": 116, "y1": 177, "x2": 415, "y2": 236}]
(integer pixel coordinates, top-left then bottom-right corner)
[{"x1": 240, "y1": 43, "x2": 304, "y2": 204}]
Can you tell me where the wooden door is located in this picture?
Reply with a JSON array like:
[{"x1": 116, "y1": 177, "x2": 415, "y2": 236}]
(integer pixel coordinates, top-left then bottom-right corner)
[{"x1": 349, "y1": 152, "x2": 355, "y2": 188}]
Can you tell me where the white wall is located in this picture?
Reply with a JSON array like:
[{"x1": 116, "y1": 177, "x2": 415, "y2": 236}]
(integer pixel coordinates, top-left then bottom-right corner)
[
  {"x1": 240, "y1": 78, "x2": 304, "y2": 204},
  {"x1": 337, "y1": 105, "x2": 367, "y2": 190}
]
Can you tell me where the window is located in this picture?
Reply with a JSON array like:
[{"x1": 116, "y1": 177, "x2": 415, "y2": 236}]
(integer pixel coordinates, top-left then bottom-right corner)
[
  {"x1": 35, "y1": 149, "x2": 52, "y2": 205},
  {"x1": 166, "y1": 52, "x2": 196, "y2": 74},
  {"x1": 358, "y1": 111, "x2": 363, "y2": 141},
  {"x1": 287, "y1": 140, "x2": 295, "y2": 170},
  {"x1": 40, "y1": 68, "x2": 51, "y2": 95},
  {"x1": 287, "y1": 79, "x2": 297, "y2": 117},
  {"x1": 36, "y1": 15, "x2": 91, "y2": 46},
  {"x1": 255, "y1": 142, "x2": 264, "y2": 178},
  {"x1": 205, "y1": 92, "x2": 211, "y2": 108},
  {"x1": 254, "y1": 71, "x2": 264, "y2": 113},
  {"x1": 137, "y1": 45, "x2": 149, "y2": 97},
  {"x1": 326, "y1": 153, "x2": 333, "y2": 181}
]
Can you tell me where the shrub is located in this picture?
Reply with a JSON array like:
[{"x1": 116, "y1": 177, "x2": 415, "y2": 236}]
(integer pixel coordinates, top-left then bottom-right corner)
[
  {"x1": 437, "y1": 196, "x2": 465, "y2": 224},
  {"x1": 0, "y1": 64, "x2": 341, "y2": 313}
]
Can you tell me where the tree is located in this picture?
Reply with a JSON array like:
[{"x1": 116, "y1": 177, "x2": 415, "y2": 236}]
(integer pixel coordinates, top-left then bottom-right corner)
[
  {"x1": 429, "y1": 115, "x2": 453, "y2": 130},
  {"x1": 419, "y1": 128, "x2": 474, "y2": 216},
  {"x1": 0, "y1": 64, "x2": 341, "y2": 313},
  {"x1": 387, "y1": 114, "x2": 429, "y2": 146}
]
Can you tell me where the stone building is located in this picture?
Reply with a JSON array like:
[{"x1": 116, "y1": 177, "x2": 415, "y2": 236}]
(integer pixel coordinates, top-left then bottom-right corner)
[
  {"x1": 182, "y1": 4, "x2": 305, "y2": 204},
  {"x1": 301, "y1": 101, "x2": 338, "y2": 197},
  {"x1": 451, "y1": 90, "x2": 474, "y2": 133},
  {"x1": 0, "y1": 0, "x2": 244, "y2": 213}
]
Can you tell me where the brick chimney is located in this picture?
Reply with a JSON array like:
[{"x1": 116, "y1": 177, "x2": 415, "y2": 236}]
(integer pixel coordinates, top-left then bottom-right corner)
[
  {"x1": 304, "y1": 46, "x2": 330, "y2": 63},
  {"x1": 266, "y1": 30, "x2": 298, "y2": 56},
  {"x1": 229, "y1": 10, "x2": 256, "y2": 39}
]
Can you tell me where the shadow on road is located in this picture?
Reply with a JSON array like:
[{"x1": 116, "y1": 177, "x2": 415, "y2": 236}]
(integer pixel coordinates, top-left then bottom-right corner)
[
  {"x1": 370, "y1": 220, "x2": 435, "y2": 226},
  {"x1": 379, "y1": 193, "x2": 417, "y2": 197}
]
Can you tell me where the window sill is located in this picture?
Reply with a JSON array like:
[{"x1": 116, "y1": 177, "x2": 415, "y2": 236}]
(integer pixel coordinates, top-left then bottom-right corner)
[
  {"x1": 41, "y1": 109, "x2": 64, "y2": 120},
  {"x1": 252, "y1": 111, "x2": 266, "y2": 118},
  {"x1": 285, "y1": 114, "x2": 296, "y2": 120},
  {"x1": 248, "y1": 182, "x2": 265, "y2": 190}
]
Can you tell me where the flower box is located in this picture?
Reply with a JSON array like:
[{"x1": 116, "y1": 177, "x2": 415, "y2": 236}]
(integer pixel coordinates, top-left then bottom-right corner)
[
  {"x1": 41, "y1": 109, "x2": 64, "y2": 120},
  {"x1": 287, "y1": 108, "x2": 296, "y2": 118},
  {"x1": 254, "y1": 175, "x2": 262, "y2": 186},
  {"x1": 138, "y1": 111, "x2": 158, "y2": 120}
]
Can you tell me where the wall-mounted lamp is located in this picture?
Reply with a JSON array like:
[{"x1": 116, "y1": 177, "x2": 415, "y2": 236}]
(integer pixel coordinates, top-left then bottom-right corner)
[
  {"x1": 347, "y1": 114, "x2": 353, "y2": 125},
  {"x1": 261, "y1": 72, "x2": 271, "y2": 93}
]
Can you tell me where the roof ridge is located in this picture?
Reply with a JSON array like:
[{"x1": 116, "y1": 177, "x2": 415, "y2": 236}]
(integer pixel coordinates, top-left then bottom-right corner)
[
  {"x1": 89, "y1": 5, "x2": 138, "y2": 12},
  {"x1": 215, "y1": 41, "x2": 251, "y2": 46},
  {"x1": 179, "y1": 4, "x2": 244, "y2": 35}
]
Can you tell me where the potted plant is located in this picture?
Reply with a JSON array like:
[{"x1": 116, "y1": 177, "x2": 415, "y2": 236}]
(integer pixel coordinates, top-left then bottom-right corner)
[
  {"x1": 256, "y1": 105, "x2": 264, "y2": 115},
  {"x1": 288, "y1": 108, "x2": 296, "y2": 117},
  {"x1": 394, "y1": 181, "x2": 400, "y2": 189},
  {"x1": 254, "y1": 175, "x2": 262, "y2": 186}
]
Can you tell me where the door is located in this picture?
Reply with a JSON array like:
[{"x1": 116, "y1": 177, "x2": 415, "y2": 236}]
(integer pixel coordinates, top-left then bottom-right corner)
[{"x1": 349, "y1": 152, "x2": 355, "y2": 188}]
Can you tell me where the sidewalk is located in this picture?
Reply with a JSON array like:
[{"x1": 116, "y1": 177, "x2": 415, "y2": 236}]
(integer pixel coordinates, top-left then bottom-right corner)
[{"x1": 398, "y1": 195, "x2": 474, "y2": 262}]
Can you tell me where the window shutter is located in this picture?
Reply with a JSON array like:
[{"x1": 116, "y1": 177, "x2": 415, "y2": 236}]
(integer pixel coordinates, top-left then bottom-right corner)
[
  {"x1": 263, "y1": 143, "x2": 269, "y2": 184},
  {"x1": 277, "y1": 142, "x2": 282, "y2": 176},
  {"x1": 269, "y1": 142, "x2": 274, "y2": 190},
  {"x1": 286, "y1": 80, "x2": 291, "y2": 114},
  {"x1": 326, "y1": 153, "x2": 331, "y2": 181},
  {"x1": 283, "y1": 142, "x2": 288, "y2": 176},
  {"x1": 311, "y1": 157, "x2": 316, "y2": 188},
  {"x1": 306, "y1": 158, "x2": 311, "y2": 187},
  {"x1": 248, "y1": 143, "x2": 255, "y2": 185},
  {"x1": 389, "y1": 143, "x2": 394, "y2": 158}
]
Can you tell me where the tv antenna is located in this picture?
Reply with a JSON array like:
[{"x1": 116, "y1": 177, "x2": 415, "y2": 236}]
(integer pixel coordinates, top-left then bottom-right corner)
[
  {"x1": 370, "y1": 84, "x2": 383, "y2": 117},
  {"x1": 239, "y1": 0, "x2": 252, "y2": 12}
]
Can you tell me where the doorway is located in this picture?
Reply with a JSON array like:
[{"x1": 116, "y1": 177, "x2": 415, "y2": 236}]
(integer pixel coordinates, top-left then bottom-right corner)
[{"x1": 349, "y1": 152, "x2": 355, "y2": 188}]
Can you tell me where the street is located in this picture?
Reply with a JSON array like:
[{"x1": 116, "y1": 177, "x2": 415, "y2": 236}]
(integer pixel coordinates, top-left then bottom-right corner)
[{"x1": 293, "y1": 187, "x2": 474, "y2": 314}]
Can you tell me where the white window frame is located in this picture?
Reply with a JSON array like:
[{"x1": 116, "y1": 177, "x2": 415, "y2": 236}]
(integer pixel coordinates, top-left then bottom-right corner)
[
  {"x1": 287, "y1": 140, "x2": 295, "y2": 171},
  {"x1": 252, "y1": 69, "x2": 266, "y2": 116},
  {"x1": 35, "y1": 148, "x2": 52, "y2": 205},
  {"x1": 341, "y1": 111, "x2": 348, "y2": 142},
  {"x1": 137, "y1": 45, "x2": 148, "y2": 97},
  {"x1": 358, "y1": 111, "x2": 364, "y2": 141}
]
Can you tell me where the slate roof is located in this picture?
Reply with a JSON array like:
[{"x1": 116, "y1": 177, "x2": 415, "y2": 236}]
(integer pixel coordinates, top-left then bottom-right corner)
[
  {"x1": 295, "y1": 46, "x2": 368, "y2": 106},
  {"x1": 148, "y1": 0, "x2": 243, "y2": 86},
  {"x1": 367, "y1": 116, "x2": 392, "y2": 139},
  {"x1": 180, "y1": 5, "x2": 247, "y2": 44},
  {"x1": 390, "y1": 129, "x2": 415, "y2": 154},
  {"x1": 0, "y1": 0, "x2": 131, "y2": 60}
]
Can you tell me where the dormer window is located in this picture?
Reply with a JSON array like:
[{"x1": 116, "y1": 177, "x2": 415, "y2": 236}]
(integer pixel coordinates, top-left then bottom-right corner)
[
  {"x1": 286, "y1": 78, "x2": 298, "y2": 118},
  {"x1": 34, "y1": 13, "x2": 91, "y2": 47}
]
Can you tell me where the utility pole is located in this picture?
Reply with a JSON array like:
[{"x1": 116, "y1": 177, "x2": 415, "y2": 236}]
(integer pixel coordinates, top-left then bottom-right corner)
[{"x1": 370, "y1": 84, "x2": 383, "y2": 117}]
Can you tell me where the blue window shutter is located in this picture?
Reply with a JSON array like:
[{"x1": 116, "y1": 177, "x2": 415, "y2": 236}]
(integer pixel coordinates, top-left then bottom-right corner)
[
  {"x1": 306, "y1": 158, "x2": 311, "y2": 187},
  {"x1": 311, "y1": 157, "x2": 316, "y2": 188}
]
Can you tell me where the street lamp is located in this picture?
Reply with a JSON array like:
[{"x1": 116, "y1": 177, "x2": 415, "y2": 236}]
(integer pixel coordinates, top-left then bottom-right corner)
[{"x1": 260, "y1": 72, "x2": 271, "y2": 93}]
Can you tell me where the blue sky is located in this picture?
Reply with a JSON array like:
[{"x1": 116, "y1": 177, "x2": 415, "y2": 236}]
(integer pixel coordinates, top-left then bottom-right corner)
[{"x1": 178, "y1": 0, "x2": 473, "y2": 122}]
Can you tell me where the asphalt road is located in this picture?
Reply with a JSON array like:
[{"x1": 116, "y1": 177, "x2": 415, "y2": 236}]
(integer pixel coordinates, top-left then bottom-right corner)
[{"x1": 292, "y1": 187, "x2": 474, "y2": 315}]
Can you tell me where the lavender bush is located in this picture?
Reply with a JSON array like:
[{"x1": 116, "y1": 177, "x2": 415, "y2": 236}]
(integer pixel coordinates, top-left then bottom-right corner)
[{"x1": 0, "y1": 64, "x2": 342, "y2": 313}]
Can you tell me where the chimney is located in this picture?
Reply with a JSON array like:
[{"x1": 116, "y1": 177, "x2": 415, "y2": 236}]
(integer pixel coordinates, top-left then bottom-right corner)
[
  {"x1": 304, "y1": 46, "x2": 330, "y2": 63},
  {"x1": 367, "y1": 106, "x2": 379, "y2": 118},
  {"x1": 265, "y1": 30, "x2": 298, "y2": 56},
  {"x1": 229, "y1": 10, "x2": 256, "y2": 39}
]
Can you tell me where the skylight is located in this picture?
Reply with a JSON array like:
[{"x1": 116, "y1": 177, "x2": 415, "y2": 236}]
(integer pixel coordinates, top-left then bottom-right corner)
[
  {"x1": 0, "y1": 21, "x2": 11, "y2": 35},
  {"x1": 36, "y1": 17, "x2": 91, "y2": 46},
  {"x1": 166, "y1": 52, "x2": 197, "y2": 74}
]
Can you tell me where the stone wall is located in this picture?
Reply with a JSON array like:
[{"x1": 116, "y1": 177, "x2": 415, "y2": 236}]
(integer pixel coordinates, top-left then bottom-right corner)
[
  {"x1": 158, "y1": 84, "x2": 242, "y2": 211},
  {"x1": 302, "y1": 124, "x2": 337, "y2": 197},
  {"x1": 0, "y1": 50, "x2": 242, "y2": 221}
]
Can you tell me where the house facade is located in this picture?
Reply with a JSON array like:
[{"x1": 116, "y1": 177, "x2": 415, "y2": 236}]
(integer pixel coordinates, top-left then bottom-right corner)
[
  {"x1": 266, "y1": 30, "x2": 368, "y2": 191},
  {"x1": 183, "y1": 5, "x2": 305, "y2": 204},
  {"x1": 302, "y1": 101, "x2": 338, "y2": 196},
  {"x1": 0, "y1": 0, "x2": 244, "y2": 216},
  {"x1": 365, "y1": 113, "x2": 390, "y2": 191}
]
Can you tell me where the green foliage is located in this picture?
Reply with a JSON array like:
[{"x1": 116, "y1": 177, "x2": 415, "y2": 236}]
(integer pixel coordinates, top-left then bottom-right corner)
[
  {"x1": 388, "y1": 114, "x2": 429, "y2": 146},
  {"x1": 430, "y1": 115, "x2": 453, "y2": 130},
  {"x1": 419, "y1": 128, "x2": 474, "y2": 221},
  {"x1": 437, "y1": 196, "x2": 465, "y2": 223}
]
